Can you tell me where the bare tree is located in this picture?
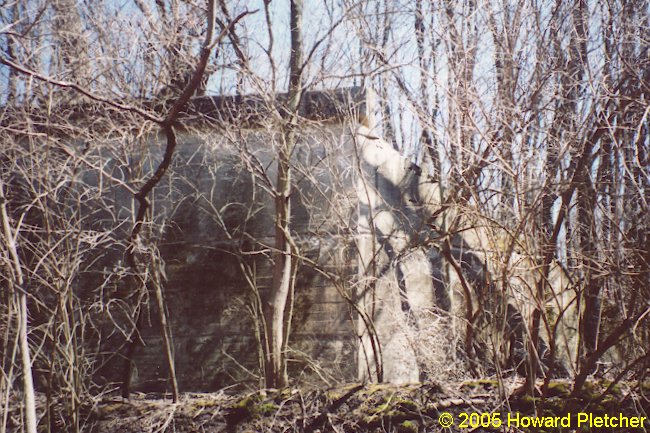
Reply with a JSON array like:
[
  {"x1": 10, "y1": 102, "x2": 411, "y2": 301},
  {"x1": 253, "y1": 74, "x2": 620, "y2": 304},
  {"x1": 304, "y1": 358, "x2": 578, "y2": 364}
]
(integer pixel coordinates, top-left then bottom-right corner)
[
  {"x1": 0, "y1": 177, "x2": 37, "y2": 433},
  {"x1": 259, "y1": 0, "x2": 305, "y2": 389},
  {"x1": 0, "y1": 4, "x2": 648, "y2": 432},
  {"x1": 1, "y1": 1, "x2": 252, "y2": 429},
  {"x1": 344, "y1": 0, "x2": 648, "y2": 393}
]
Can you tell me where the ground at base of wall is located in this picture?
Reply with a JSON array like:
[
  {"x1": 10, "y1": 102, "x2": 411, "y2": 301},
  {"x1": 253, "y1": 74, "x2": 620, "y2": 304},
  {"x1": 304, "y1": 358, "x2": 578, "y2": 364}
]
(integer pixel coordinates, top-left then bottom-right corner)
[{"x1": 9, "y1": 379, "x2": 650, "y2": 432}]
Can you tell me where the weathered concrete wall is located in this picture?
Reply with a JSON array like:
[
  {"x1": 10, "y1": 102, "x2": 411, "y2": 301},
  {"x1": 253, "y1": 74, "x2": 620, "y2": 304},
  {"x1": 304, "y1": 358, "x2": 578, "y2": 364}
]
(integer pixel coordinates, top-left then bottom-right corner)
[
  {"x1": 112, "y1": 123, "x2": 362, "y2": 392},
  {"x1": 353, "y1": 125, "x2": 579, "y2": 382},
  {"x1": 83, "y1": 87, "x2": 577, "y2": 392},
  {"x1": 355, "y1": 126, "x2": 441, "y2": 383},
  {"x1": 83, "y1": 87, "x2": 378, "y2": 392}
]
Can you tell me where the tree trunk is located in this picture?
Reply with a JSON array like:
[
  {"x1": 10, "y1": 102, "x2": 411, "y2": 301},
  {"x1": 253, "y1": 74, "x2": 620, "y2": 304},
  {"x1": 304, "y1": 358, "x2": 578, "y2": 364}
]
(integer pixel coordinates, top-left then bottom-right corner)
[
  {"x1": 262, "y1": 0, "x2": 303, "y2": 389},
  {"x1": 0, "y1": 180, "x2": 37, "y2": 433},
  {"x1": 264, "y1": 141, "x2": 293, "y2": 387}
]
